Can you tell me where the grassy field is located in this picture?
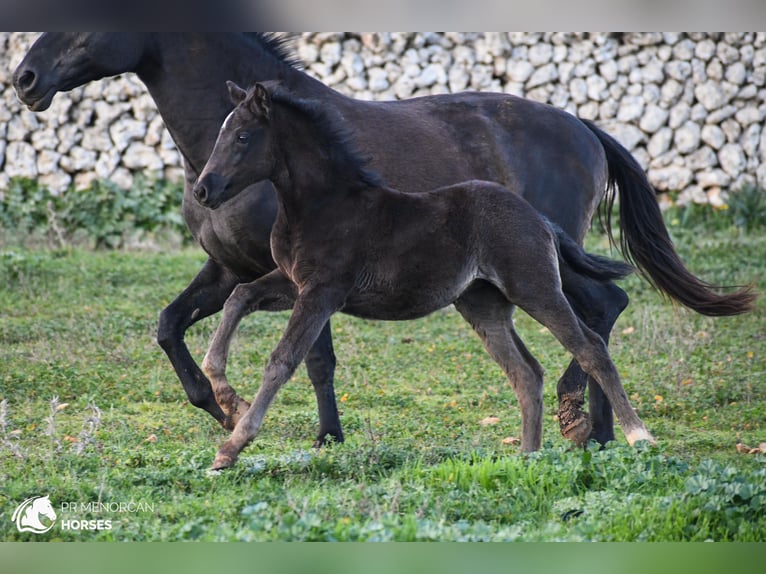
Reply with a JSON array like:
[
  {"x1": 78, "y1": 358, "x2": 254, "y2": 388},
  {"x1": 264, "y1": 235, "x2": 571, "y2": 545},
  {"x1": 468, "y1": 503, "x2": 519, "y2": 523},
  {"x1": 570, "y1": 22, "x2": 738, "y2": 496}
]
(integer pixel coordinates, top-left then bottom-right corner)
[{"x1": 0, "y1": 223, "x2": 764, "y2": 541}]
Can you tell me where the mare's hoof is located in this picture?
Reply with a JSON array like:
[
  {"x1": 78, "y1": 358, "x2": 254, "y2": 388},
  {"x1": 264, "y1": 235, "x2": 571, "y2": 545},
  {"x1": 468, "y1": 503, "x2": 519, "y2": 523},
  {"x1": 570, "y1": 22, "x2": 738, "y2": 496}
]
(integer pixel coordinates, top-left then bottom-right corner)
[
  {"x1": 558, "y1": 397, "x2": 592, "y2": 446},
  {"x1": 312, "y1": 431, "x2": 344, "y2": 449}
]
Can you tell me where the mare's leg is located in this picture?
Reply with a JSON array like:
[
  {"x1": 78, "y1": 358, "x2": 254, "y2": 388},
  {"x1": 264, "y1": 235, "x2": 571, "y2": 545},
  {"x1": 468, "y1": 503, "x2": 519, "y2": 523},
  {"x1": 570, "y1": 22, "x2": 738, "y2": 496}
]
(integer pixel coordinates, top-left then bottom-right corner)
[
  {"x1": 305, "y1": 321, "x2": 344, "y2": 446},
  {"x1": 201, "y1": 273, "x2": 344, "y2": 444},
  {"x1": 212, "y1": 285, "x2": 346, "y2": 470},
  {"x1": 558, "y1": 276, "x2": 629, "y2": 445},
  {"x1": 454, "y1": 284, "x2": 545, "y2": 452},
  {"x1": 516, "y1": 286, "x2": 652, "y2": 447},
  {"x1": 157, "y1": 257, "x2": 243, "y2": 428}
]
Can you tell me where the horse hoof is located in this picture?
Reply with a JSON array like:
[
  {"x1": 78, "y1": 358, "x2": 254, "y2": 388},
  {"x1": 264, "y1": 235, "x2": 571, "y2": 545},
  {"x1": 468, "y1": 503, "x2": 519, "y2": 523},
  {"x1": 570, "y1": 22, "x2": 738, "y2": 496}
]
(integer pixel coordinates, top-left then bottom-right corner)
[
  {"x1": 558, "y1": 394, "x2": 591, "y2": 446},
  {"x1": 211, "y1": 451, "x2": 237, "y2": 470},
  {"x1": 561, "y1": 417, "x2": 592, "y2": 446},
  {"x1": 626, "y1": 427, "x2": 656, "y2": 447},
  {"x1": 312, "y1": 431, "x2": 344, "y2": 449}
]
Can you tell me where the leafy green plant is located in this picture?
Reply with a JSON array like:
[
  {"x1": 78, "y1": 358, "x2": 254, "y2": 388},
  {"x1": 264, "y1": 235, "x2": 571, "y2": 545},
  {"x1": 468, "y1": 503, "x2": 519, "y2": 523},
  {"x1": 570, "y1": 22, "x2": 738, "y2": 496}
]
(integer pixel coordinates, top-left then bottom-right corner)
[{"x1": 0, "y1": 176, "x2": 189, "y2": 249}]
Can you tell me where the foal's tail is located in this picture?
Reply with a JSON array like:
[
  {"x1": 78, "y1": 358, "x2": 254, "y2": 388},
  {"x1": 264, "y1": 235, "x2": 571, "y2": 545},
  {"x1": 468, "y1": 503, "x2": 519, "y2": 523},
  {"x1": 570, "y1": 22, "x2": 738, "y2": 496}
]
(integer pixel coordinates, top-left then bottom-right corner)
[
  {"x1": 552, "y1": 223, "x2": 634, "y2": 283},
  {"x1": 582, "y1": 119, "x2": 757, "y2": 316}
]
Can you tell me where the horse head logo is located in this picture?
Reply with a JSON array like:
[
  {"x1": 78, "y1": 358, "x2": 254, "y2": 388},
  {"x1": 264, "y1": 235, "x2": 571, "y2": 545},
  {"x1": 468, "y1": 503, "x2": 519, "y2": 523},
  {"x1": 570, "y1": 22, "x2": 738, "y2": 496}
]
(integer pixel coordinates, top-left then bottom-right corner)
[{"x1": 12, "y1": 495, "x2": 57, "y2": 534}]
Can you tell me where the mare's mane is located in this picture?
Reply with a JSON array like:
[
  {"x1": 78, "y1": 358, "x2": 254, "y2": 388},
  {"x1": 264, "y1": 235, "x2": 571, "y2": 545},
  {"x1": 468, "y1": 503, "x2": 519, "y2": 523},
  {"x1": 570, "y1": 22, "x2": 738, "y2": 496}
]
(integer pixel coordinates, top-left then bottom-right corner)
[{"x1": 242, "y1": 33, "x2": 304, "y2": 71}]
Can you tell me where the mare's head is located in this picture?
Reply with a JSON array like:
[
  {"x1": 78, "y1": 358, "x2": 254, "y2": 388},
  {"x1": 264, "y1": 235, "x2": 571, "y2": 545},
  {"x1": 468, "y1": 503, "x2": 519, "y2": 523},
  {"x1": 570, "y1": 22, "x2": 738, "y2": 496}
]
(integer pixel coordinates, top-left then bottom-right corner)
[
  {"x1": 13, "y1": 33, "x2": 148, "y2": 111},
  {"x1": 194, "y1": 81, "x2": 277, "y2": 209}
]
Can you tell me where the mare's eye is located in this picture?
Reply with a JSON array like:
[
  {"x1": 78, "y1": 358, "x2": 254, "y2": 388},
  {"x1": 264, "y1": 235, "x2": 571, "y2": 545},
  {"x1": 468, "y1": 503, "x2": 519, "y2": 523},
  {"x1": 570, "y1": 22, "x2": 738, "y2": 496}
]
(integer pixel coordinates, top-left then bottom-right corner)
[{"x1": 237, "y1": 132, "x2": 250, "y2": 144}]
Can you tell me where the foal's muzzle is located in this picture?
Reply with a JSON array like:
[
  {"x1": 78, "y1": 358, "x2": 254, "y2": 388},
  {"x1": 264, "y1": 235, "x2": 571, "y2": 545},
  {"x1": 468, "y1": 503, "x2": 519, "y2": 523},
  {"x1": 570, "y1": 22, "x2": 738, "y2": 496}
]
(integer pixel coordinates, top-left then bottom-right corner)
[{"x1": 193, "y1": 173, "x2": 227, "y2": 209}]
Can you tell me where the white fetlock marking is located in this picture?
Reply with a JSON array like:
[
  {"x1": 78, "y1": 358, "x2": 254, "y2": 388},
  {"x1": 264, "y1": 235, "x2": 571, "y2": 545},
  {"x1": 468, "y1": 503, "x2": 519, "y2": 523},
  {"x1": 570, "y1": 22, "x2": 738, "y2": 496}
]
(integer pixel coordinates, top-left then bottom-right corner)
[{"x1": 626, "y1": 427, "x2": 656, "y2": 446}]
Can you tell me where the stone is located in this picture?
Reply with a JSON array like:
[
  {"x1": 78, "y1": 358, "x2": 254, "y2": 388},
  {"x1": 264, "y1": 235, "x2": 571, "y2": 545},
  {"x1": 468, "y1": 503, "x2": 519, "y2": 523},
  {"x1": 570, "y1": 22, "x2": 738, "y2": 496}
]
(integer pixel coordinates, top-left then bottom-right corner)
[
  {"x1": 701, "y1": 125, "x2": 726, "y2": 149},
  {"x1": 641, "y1": 59, "x2": 665, "y2": 83},
  {"x1": 319, "y1": 41, "x2": 342, "y2": 68},
  {"x1": 448, "y1": 66, "x2": 470, "y2": 92},
  {"x1": 665, "y1": 60, "x2": 692, "y2": 82},
  {"x1": 639, "y1": 105, "x2": 669, "y2": 133},
  {"x1": 695, "y1": 39, "x2": 717, "y2": 61},
  {"x1": 725, "y1": 62, "x2": 747, "y2": 85},
  {"x1": 122, "y1": 142, "x2": 164, "y2": 171},
  {"x1": 604, "y1": 121, "x2": 645, "y2": 151},
  {"x1": 686, "y1": 146, "x2": 717, "y2": 170},
  {"x1": 586, "y1": 74, "x2": 608, "y2": 101},
  {"x1": 569, "y1": 78, "x2": 588, "y2": 104},
  {"x1": 648, "y1": 165, "x2": 694, "y2": 191},
  {"x1": 506, "y1": 60, "x2": 535, "y2": 83},
  {"x1": 668, "y1": 102, "x2": 691, "y2": 128},
  {"x1": 718, "y1": 143, "x2": 746, "y2": 177},
  {"x1": 672, "y1": 39, "x2": 695, "y2": 60},
  {"x1": 696, "y1": 169, "x2": 731, "y2": 188},
  {"x1": 617, "y1": 95, "x2": 644, "y2": 123},
  {"x1": 60, "y1": 146, "x2": 97, "y2": 173},
  {"x1": 3, "y1": 141, "x2": 38, "y2": 178},
  {"x1": 95, "y1": 150, "x2": 121, "y2": 180},
  {"x1": 674, "y1": 121, "x2": 701, "y2": 154},
  {"x1": 647, "y1": 127, "x2": 674, "y2": 157},
  {"x1": 36, "y1": 149, "x2": 61, "y2": 175},
  {"x1": 735, "y1": 105, "x2": 765, "y2": 127},
  {"x1": 742, "y1": 124, "x2": 761, "y2": 158},
  {"x1": 367, "y1": 67, "x2": 389, "y2": 92},
  {"x1": 527, "y1": 63, "x2": 557, "y2": 88},
  {"x1": 528, "y1": 43, "x2": 553, "y2": 66},
  {"x1": 38, "y1": 172, "x2": 72, "y2": 195},
  {"x1": 721, "y1": 119, "x2": 742, "y2": 143},
  {"x1": 109, "y1": 118, "x2": 147, "y2": 152},
  {"x1": 694, "y1": 80, "x2": 736, "y2": 111}
]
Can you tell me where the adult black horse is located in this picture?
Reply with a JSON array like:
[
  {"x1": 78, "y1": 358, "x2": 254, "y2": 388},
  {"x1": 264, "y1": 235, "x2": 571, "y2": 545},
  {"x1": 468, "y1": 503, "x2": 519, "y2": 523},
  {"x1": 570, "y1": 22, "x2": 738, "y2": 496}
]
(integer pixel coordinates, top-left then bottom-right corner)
[{"x1": 12, "y1": 33, "x2": 754, "y2": 447}]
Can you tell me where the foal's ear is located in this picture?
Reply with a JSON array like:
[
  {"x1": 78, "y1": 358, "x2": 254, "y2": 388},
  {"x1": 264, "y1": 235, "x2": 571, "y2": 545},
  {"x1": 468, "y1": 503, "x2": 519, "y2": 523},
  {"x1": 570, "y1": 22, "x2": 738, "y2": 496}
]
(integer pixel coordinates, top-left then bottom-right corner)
[
  {"x1": 226, "y1": 80, "x2": 247, "y2": 106},
  {"x1": 249, "y1": 83, "x2": 271, "y2": 118}
]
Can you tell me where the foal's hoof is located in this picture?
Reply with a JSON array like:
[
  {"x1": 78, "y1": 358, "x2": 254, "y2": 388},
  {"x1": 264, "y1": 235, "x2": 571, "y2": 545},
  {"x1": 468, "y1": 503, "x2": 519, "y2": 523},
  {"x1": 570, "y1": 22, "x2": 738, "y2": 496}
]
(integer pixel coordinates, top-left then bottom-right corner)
[
  {"x1": 211, "y1": 450, "x2": 238, "y2": 471},
  {"x1": 558, "y1": 398, "x2": 592, "y2": 446}
]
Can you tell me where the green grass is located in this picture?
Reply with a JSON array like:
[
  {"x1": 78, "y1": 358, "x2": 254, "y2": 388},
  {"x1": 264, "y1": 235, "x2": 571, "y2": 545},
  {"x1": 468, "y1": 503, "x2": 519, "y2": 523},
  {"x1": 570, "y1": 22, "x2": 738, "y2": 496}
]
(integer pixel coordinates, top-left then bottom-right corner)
[{"x1": 1, "y1": 224, "x2": 765, "y2": 541}]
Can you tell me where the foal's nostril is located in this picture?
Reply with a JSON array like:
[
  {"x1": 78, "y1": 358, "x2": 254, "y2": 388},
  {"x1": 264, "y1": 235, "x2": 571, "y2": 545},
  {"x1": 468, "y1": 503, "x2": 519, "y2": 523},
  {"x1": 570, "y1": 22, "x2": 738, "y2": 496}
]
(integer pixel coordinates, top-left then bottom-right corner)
[{"x1": 194, "y1": 183, "x2": 209, "y2": 205}]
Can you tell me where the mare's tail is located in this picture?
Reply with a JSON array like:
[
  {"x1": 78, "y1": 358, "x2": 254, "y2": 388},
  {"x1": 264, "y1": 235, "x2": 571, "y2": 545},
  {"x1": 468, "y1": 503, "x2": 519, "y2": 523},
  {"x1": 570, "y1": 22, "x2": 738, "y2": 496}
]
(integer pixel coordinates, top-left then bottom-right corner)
[
  {"x1": 551, "y1": 222, "x2": 634, "y2": 283},
  {"x1": 581, "y1": 119, "x2": 756, "y2": 316}
]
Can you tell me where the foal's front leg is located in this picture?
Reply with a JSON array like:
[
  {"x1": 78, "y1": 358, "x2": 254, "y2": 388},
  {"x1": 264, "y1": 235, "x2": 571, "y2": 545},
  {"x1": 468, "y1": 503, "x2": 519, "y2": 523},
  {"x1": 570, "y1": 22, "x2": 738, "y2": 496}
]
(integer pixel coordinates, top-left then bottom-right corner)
[
  {"x1": 211, "y1": 284, "x2": 347, "y2": 470},
  {"x1": 201, "y1": 270, "x2": 298, "y2": 429}
]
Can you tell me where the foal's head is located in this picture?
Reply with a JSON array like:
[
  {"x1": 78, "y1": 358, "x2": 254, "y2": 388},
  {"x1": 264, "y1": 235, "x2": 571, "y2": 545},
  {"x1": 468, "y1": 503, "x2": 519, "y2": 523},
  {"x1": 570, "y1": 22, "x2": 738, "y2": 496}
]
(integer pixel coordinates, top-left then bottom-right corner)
[
  {"x1": 194, "y1": 81, "x2": 276, "y2": 209},
  {"x1": 194, "y1": 80, "x2": 383, "y2": 210}
]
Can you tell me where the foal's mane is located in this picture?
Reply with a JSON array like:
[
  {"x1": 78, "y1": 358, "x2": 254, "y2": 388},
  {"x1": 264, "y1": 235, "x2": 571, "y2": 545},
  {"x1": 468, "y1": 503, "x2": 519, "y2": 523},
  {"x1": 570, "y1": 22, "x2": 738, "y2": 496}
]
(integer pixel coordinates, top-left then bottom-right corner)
[{"x1": 262, "y1": 85, "x2": 385, "y2": 189}]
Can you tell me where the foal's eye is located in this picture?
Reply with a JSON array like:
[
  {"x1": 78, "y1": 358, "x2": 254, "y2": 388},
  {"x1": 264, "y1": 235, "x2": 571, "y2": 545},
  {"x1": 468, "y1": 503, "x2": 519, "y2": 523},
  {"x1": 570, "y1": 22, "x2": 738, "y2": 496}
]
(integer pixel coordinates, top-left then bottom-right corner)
[{"x1": 237, "y1": 132, "x2": 250, "y2": 144}]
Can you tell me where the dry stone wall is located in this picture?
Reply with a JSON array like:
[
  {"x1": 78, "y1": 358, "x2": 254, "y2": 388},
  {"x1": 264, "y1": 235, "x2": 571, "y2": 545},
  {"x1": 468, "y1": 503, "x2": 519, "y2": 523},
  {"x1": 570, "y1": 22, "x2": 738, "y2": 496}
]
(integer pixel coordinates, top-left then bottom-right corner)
[{"x1": 2, "y1": 32, "x2": 765, "y2": 206}]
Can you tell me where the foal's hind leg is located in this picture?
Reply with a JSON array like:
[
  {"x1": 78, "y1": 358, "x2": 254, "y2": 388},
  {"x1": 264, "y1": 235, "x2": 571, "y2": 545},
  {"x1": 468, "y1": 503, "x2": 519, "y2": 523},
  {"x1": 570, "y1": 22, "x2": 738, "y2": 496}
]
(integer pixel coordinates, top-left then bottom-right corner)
[
  {"x1": 558, "y1": 275, "x2": 629, "y2": 445},
  {"x1": 454, "y1": 284, "x2": 545, "y2": 452},
  {"x1": 517, "y1": 287, "x2": 652, "y2": 447}
]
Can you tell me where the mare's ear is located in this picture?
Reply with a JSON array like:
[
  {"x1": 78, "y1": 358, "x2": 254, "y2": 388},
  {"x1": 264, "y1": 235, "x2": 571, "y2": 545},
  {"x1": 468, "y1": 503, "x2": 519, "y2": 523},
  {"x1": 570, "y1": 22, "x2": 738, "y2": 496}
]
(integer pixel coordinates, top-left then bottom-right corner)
[
  {"x1": 226, "y1": 80, "x2": 247, "y2": 105},
  {"x1": 249, "y1": 83, "x2": 271, "y2": 119}
]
